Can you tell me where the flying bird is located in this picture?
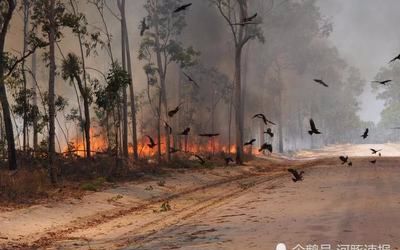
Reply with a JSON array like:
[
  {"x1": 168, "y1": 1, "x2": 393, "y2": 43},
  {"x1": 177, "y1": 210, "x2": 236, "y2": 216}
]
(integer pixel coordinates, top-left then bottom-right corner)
[
  {"x1": 372, "y1": 80, "x2": 392, "y2": 85},
  {"x1": 194, "y1": 154, "x2": 205, "y2": 165},
  {"x1": 361, "y1": 128, "x2": 369, "y2": 139},
  {"x1": 244, "y1": 139, "x2": 256, "y2": 146},
  {"x1": 173, "y1": 3, "x2": 192, "y2": 13},
  {"x1": 288, "y1": 169, "x2": 304, "y2": 182},
  {"x1": 308, "y1": 119, "x2": 321, "y2": 135},
  {"x1": 140, "y1": 17, "x2": 149, "y2": 36},
  {"x1": 379, "y1": 152, "x2": 382, "y2": 157},
  {"x1": 168, "y1": 103, "x2": 183, "y2": 118},
  {"x1": 370, "y1": 148, "x2": 382, "y2": 154},
  {"x1": 164, "y1": 122, "x2": 172, "y2": 134},
  {"x1": 264, "y1": 128, "x2": 274, "y2": 138},
  {"x1": 389, "y1": 53, "x2": 400, "y2": 63},
  {"x1": 242, "y1": 13, "x2": 257, "y2": 23},
  {"x1": 259, "y1": 143, "x2": 272, "y2": 153},
  {"x1": 313, "y1": 79, "x2": 328, "y2": 87},
  {"x1": 182, "y1": 72, "x2": 199, "y2": 88},
  {"x1": 252, "y1": 113, "x2": 276, "y2": 125},
  {"x1": 179, "y1": 127, "x2": 190, "y2": 136},
  {"x1": 339, "y1": 155, "x2": 349, "y2": 164},
  {"x1": 146, "y1": 135, "x2": 157, "y2": 149},
  {"x1": 198, "y1": 133, "x2": 220, "y2": 138},
  {"x1": 225, "y1": 156, "x2": 234, "y2": 166},
  {"x1": 370, "y1": 159, "x2": 377, "y2": 164}
]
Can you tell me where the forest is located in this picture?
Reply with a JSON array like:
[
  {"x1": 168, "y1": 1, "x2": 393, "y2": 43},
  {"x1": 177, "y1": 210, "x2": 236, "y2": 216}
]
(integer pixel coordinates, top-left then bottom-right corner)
[{"x1": 1, "y1": 0, "x2": 400, "y2": 201}]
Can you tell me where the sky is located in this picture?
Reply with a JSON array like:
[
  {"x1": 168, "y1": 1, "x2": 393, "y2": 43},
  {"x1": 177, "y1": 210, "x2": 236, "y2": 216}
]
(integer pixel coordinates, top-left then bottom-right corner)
[{"x1": 316, "y1": 0, "x2": 400, "y2": 123}]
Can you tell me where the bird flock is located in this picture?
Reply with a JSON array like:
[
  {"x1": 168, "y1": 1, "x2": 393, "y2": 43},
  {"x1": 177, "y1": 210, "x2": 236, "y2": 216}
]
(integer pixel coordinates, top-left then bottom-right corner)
[{"x1": 139, "y1": 2, "x2": 394, "y2": 182}]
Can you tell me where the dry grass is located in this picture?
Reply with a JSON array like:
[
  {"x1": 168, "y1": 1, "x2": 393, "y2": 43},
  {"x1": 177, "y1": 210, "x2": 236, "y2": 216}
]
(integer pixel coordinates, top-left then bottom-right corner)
[
  {"x1": 0, "y1": 151, "x2": 255, "y2": 207},
  {"x1": 0, "y1": 168, "x2": 50, "y2": 203}
]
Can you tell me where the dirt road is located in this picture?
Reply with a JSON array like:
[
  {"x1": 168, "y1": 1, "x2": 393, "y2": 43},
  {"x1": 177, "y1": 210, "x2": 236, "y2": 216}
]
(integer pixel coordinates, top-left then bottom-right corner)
[
  {"x1": 127, "y1": 157, "x2": 400, "y2": 250},
  {"x1": 1, "y1": 144, "x2": 400, "y2": 249}
]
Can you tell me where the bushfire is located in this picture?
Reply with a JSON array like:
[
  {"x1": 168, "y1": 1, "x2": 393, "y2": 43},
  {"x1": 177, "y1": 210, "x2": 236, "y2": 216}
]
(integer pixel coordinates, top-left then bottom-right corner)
[{"x1": 64, "y1": 131, "x2": 262, "y2": 157}]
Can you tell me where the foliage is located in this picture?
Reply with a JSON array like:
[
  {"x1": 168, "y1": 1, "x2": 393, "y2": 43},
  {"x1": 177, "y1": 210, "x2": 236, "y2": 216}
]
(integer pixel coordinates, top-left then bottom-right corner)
[{"x1": 94, "y1": 63, "x2": 130, "y2": 112}]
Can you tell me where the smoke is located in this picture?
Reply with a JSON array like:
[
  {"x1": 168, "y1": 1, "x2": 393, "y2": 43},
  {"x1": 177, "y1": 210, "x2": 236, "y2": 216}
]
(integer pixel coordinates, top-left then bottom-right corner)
[
  {"x1": 316, "y1": 0, "x2": 400, "y2": 123},
  {"x1": 5, "y1": 0, "x2": 395, "y2": 153}
]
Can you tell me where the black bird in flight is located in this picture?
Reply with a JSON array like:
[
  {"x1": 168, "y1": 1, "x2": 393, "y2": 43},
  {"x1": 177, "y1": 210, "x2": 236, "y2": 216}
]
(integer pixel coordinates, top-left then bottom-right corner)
[
  {"x1": 244, "y1": 139, "x2": 256, "y2": 146},
  {"x1": 339, "y1": 155, "x2": 349, "y2": 164},
  {"x1": 179, "y1": 127, "x2": 190, "y2": 136},
  {"x1": 182, "y1": 72, "x2": 199, "y2": 88},
  {"x1": 370, "y1": 159, "x2": 377, "y2": 164},
  {"x1": 361, "y1": 128, "x2": 369, "y2": 139},
  {"x1": 140, "y1": 17, "x2": 149, "y2": 36},
  {"x1": 168, "y1": 103, "x2": 183, "y2": 118},
  {"x1": 242, "y1": 13, "x2": 257, "y2": 23},
  {"x1": 370, "y1": 148, "x2": 382, "y2": 154},
  {"x1": 313, "y1": 79, "x2": 328, "y2": 87},
  {"x1": 288, "y1": 169, "x2": 304, "y2": 182},
  {"x1": 389, "y1": 53, "x2": 400, "y2": 63},
  {"x1": 252, "y1": 113, "x2": 276, "y2": 125},
  {"x1": 264, "y1": 128, "x2": 274, "y2": 138},
  {"x1": 225, "y1": 156, "x2": 234, "y2": 166},
  {"x1": 146, "y1": 135, "x2": 157, "y2": 149},
  {"x1": 372, "y1": 80, "x2": 392, "y2": 85},
  {"x1": 173, "y1": 3, "x2": 192, "y2": 13},
  {"x1": 164, "y1": 122, "x2": 172, "y2": 134},
  {"x1": 259, "y1": 143, "x2": 272, "y2": 153},
  {"x1": 379, "y1": 152, "x2": 382, "y2": 157},
  {"x1": 308, "y1": 119, "x2": 321, "y2": 135},
  {"x1": 199, "y1": 133, "x2": 220, "y2": 138},
  {"x1": 194, "y1": 154, "x2": 205, "y2": 165}
]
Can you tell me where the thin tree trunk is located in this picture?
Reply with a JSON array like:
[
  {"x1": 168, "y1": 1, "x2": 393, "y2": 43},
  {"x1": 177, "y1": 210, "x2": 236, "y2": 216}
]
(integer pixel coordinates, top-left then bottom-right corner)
[
  {"x1": 228, "y1": 84, "x2": 233, "y2": 154},
  {"x1": 32, "y1": 52, "x2": 38, "y2": 154},
  {"x1": 153, "y1": 7, "x2": 170, "y2": 162},
  {"x1": 0, "y1": 0, "x2": 17, "y2": 171},
  {"x1": 70, "y1": 0, "x2": 91, "y2": 158},
  {"x1": 22, "y1": 0, "x2": 30, "y2": 151},
  {"x1": 48, "y1": 0, "x2": 57, "y2": 183},
  {"x1": 234, "y1": 47, "x2": 244, "y2": 164},
  {"x1": 74, "y1": 74, "x2": 91, "y2": 161},
  {"x1": 120, "y1": 4, "x2": 129, "y2": 158},
  {"x1": 121, "y1": 0, "x2": 138, "y2": 160}
]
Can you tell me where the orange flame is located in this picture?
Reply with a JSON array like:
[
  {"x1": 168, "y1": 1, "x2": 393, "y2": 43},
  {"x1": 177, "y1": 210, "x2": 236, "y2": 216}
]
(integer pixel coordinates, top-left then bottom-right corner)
[{"x1": 65, "y1": 131, "x2": 262, "y2": 157}]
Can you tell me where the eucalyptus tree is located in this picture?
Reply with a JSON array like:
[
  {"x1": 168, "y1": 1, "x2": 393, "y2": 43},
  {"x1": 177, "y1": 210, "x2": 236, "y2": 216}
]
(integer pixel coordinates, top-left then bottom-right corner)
[
  {"x1": 211, "y1": 0, "x2": 264, "y2": 164},
  {"x1": 61, "y1": 53, "x2": 92, "y2": 158},
  {"x1": 0, "y1": 0, "x2": 46, "y2": 170},
  {"x1": 31, "y1": 0, "x2": 81, "y2": 183},
  {"x1": 139, "y1": 0, "x2": 198, "y2": 162}
]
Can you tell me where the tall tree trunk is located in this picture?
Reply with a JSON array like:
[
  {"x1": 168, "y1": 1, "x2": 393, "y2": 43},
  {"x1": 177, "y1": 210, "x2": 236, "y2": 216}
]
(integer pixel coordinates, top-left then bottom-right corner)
[
  {"x1": 22, "y1": 0, "x2": 30, "y2": 151},
  {"x1": 74, "y1": 74, "x2": 91, "y2": 160},
  {"x1": 32, "y1": 52, "x2": 39, "y2": 154},
  {"x1": 70, "y1": 0, "x2": 91, "y2": 158},
  {"x1": 121, "y1": 0, "x2": 138, "y2": 160},
  {"x1": 0, "y1": 0, "x2": 17, "y2": 171},
  {"x1": 228, "y1": 84, "x2": 233, "y2": 154},
  {"x1": 234, "y1": 47, "x2": 244, "y2": 164},
  {"x1": 120, "y1": 4, "x2": 129, "y2": 158},
  {"x1": 48, "y1": 0, "x2": 57, "y2": 183},
  {"x1": 153, "y1": 8, "x2": 170, "y2": 162}
]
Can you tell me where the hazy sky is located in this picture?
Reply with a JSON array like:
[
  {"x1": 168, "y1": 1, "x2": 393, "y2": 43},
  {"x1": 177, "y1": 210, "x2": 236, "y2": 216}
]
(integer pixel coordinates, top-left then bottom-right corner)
[{"x1": 317, "y1": 0, "x2": 400, "y2": 123}]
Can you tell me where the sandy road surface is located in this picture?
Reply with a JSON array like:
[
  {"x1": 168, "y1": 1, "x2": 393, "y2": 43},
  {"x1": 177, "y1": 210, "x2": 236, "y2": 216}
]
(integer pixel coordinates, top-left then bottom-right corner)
[
  {"x1": 1, "y1": 144, "x2": 400, "y2": 249},
  {"x1": 127, "y1": 157, "x2": 400, "y2": 250}
]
